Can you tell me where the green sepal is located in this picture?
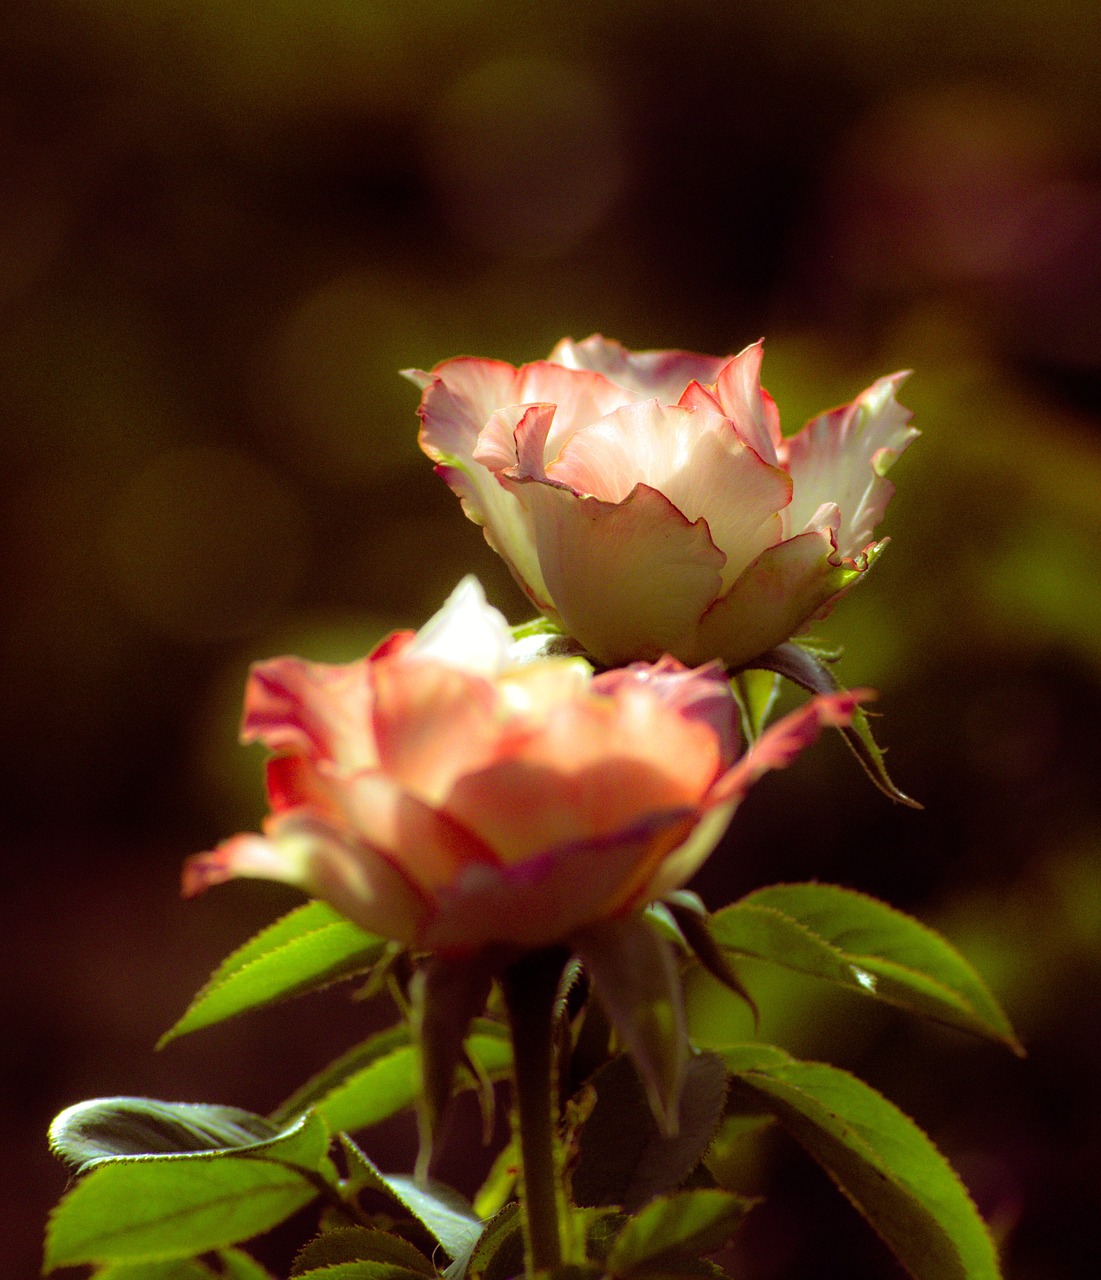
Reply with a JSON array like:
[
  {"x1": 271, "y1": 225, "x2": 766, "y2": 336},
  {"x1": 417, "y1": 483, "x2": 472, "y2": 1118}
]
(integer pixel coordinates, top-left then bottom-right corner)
[
  {"x1": 709, "y1": 883, "x2": 1022, "y2": 1053},
  {"x1": 159, "y1": 901, "x2": 389, "y2": 1045},
  {"x1": 573, "y1": 913, "x2": 688, "y2": 1136},
  {"x1": 291, "y1": 1227, "x2": 435, "y2": 1276},
  {"x1": 339, "y1": 1136, "x2": 483, "y2": 1263},
  {"x1": 272, "y1": 1019, "x2": 511, "y2": 1134},
  {"x1": 571, "y1": 1053, "x2": 728, "y2": 1212},
  {"x1": 721, "y1": 1044, "x2": 1003, "y2": 1280},
  {"x1": 748, "y1": 641, "x2": 921, "y2": 807},
  {"x1": 44, "y1": 1111, "x2": 331, "y2": 1271},
  {"x1": 604, "y1": 1188, "x2": 755, "y2": 1274},
  {"x1": 410, "y1": 952, "x2": 496, "y2": 1178},
  {"x1": 729, "y1": 669, "x2": 781, "y2": 744},
  {"x1": 664, "y1": 898, "x2": 757, "y2": 1025}
]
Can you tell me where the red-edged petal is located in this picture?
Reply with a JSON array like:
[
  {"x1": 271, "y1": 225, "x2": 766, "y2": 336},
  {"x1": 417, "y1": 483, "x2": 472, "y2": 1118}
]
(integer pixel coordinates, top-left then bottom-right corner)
[
  {"x1": 500, "y1": 477, "x2": 725, "y2": 665},
  {"x1": 706, "y1": 341, "x2": 783, "y2": 468},
  {"x1": 548, "y1": 334, "x2": 729, "y2": 401},
  {"x1": 694, "y1": 511, "x2": 860, "y2": 667},
  {"x1": 242, "y1": 656, "x2": 377, "y2": 772},
  {"x1": 181, "y1": 815, "x2": 431, "y2": 945},
  {"x1": 546, "y1": 401, "x2": 788, "y2": 590},
  {"x1": 781, "y1": 371, "x2": 917, "y2": 558},
  {"x1": 421, "y1": 810, "x2": 699, "y2": 951}
]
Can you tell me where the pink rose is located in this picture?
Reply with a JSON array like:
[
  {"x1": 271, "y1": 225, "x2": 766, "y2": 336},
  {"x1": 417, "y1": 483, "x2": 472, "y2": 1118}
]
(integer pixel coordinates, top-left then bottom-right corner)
[
  {"x1": 407, "y1": 336, "x2": 916, "y2": 668},
  {"x1": 183, "y1": 579, "x2": 861, "y2": 953}
]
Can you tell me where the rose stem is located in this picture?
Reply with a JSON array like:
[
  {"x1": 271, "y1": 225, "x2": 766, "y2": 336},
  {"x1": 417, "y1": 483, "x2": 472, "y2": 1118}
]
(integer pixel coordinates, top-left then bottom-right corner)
[{"x1": 502, "y1": 946, "x2": 571, "y2": 1275}]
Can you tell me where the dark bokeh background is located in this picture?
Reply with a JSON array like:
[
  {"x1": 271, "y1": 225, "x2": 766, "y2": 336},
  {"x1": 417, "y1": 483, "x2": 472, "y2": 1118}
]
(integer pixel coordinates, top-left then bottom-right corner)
[{"x1": 5, "y1": 2, "x2": 1101, "y2": 1276}]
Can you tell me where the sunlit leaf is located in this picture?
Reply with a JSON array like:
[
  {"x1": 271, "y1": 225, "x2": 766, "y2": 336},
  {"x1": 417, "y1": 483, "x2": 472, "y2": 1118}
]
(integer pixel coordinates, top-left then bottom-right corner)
[
  {"x1": 339, "y1": 1136, "x2": 483, "y2": 1262},
  {"x1": 90, "y1": 1261, "x2": 215, "y2": 1279},
  {"x1": 218, "y1": 1250, "x2": 278, "y2": 1280},
  {"x1": 273, "y1": 1021, "x2": 511, "y2": 1134},
  {"x1": 45, "y1": 1112, "x2": 330, "y2": 1270},
  {"x1": 605, "y1": 1188, "x2": 754, "y2": 1273},
  {"x1": 722, "y1": 1044, "x2": 1002, "y2": 1280},
  {"x1": 729, "y1": 669, "x2": 780, "y2": 743},
  {"x1": 160, "y1": 902, "x2": 387, "y2": 1045},
  {"x1": 709, "y1": 883, "x2": 1022, "y2": 1052}
]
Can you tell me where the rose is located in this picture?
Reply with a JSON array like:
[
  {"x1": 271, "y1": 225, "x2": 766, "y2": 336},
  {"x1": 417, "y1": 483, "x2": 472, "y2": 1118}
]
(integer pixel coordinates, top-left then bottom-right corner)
[
  {"x1": 407, "y1": 335, "x2": 916, "y2": 668},
  {"x1": 183, "y1": 578, "x2": 861, "y2": 954}
]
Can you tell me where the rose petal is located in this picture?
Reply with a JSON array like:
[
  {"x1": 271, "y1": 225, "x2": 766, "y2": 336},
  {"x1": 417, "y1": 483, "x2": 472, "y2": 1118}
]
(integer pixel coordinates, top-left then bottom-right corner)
[
  {"x1": 781, "y1": 371, "x2": 917, "y2": 558},
  {"x1": 548, "y1": 334, "x2": 728, "y2": 401},
  {"x1": 182, "y1": 815, "x2": 431, "y2": 945},
  {"x1": 499, "y1": 477, "x2": 725, "y2": 665},
  {"x1": 422, "y1": 810, "x2": 699, "y2": 951},
  {"x1": 242, "y1": 656, "x2": 377, "y2": 772},
  {"x1": 402, "y1": 575, "x2": 513, "y2": 678},
  {"x1": 695, "y1": 512, "x2": 861, "y2": 667},
  {"x1": 708, "y1": 341, "x2": 783, "y2": 468}
]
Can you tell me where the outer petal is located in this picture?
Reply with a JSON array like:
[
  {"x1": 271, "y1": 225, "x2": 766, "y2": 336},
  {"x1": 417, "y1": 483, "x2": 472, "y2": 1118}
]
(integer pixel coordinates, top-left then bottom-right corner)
[
  {"x1": 694, "y1": 508, "x2": 861, "y2": 667},
  {"x1": 421, "y1": 810, "x2": 699, "y2": 951},
  {"x1": 781, "y1": 371, "x2": 917, "y2": 557},
  {"x1": 641, "y1": 690, "x2": 865, "y2": 902},
  {"x1": 500, "y1": 477, "x2": 725, "y2": 665},
  {"x1": 242, "y1": 656, "x2": 376, "y2": 772},
  {"x1": 548, "y1": 334, "x2": 728, "y2": 401},
  {"x1": 545, "y1": 400, "x2": 789, "y2": 590},
  {"x1": 181, "y1": 815, "x2": 431, "y2": 945}
]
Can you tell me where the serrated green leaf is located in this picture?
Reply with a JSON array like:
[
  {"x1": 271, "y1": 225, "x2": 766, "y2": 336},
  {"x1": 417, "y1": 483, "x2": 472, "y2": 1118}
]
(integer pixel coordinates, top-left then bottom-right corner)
[
  {"x1": 573, "y1": 915, "x2": 688, "y2": 1137},
  {"x1": 45, "y1": 1111, "x2": 331, "y2": 1270},
  {"x1": 722, "y1": 1044, "x2": 1002, "y2": 1280},
  {"x1": 273, "y1": 1021, "x2": 511, "y2": 1134},
  {"x1": 50, "y1": 1098, "x2": 283, "y2": 1175},
  {"x1": 339, "y1": 1137, "x2": 483, "y2": 1262},
  {"x1": 710, "y1": 883, "x2": 1022, "y2": 1052},
  {"x1": 291, "y1": 1227, "x2": 435, "y2": 1276},
  {"x1": 605, "y1": 1189, "x2": 753, "y2": 1273},
  {"x1": 572, "y1": 1054, "x2": 728, "y2": 1212},
  {"x1": 161, "y1": 903, "x2": 387, "y2": 1045},
  {"x1": 464, "y1": 1202, "x2": 523, "y2": 1280}
]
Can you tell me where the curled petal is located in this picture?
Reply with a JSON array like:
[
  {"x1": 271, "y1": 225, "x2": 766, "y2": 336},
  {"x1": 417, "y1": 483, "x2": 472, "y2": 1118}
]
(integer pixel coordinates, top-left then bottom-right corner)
[
  {"x1": 782, "y1": 371, "x2": 917, "y2": 558},
  {"x1": 242, "y1": 657, "x2": 377, "y2": 772},
  {"x1": 500, "y1": 478, "x2": 725, "y2": 665},
  {"x1": 182, "y1": 816, "x2": 431, "y2": 945},
  {"x1": 681, "y1": 341, "x2": 783, "y2": 469},
  {"x1": 548, "y1": 333, "x2": 728, "y2": 402},
  {"x1": 695, "y1": 512, "x2": 860, "y2": 668}
]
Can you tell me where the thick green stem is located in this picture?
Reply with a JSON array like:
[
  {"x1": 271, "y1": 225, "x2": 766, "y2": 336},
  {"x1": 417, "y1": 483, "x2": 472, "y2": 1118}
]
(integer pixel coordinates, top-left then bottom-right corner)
[{"x1": 502, "y1": 947, "x2": 570, "y2": 1276}]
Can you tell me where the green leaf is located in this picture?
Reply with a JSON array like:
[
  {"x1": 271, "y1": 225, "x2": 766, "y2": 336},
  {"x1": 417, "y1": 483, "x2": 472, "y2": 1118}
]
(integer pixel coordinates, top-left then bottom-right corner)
[
  {"x1": 50, "y1": 1098, "x2": 283, "y2": 1175},
  {"x1": 161, "y1": 902, "x2": 388, "y2": 1045},
  {"x1": 293, "y1": 1267, "x2": 437, "y2": 1280},
  {"x1": 721, "y1": 1044, "x2": 1002, "y2": 1280},
  {"x1": 729, "y1": 669, "x2": 780, "y2": 744},
  {"x1": 45, "y1": 1112, "x2": 331, "y2": 1270},
  {"x1": 339, "y1": 1136, "x2": 483, "y2": 1262},
  {"x1": 748, "y1": 641, "x2": 920, "y2": 807},
  {"x1": 710, "y1": 883, "x2": 1022, "y2": 1052},
  {"x1": 572, "y1": 1054, "x2": 728, "y2": 1212},
  {"x1": 464, "y1": 1202, "x2": 524, "y2": 1280},
  {"x1": 273, "y1": 1021, "x2": 511, "y2": 1134},
  {"x1": 605, "y1": 1189, "x2": 754, "y2": 1273},
  {"x1": 573, "y1": 914, "x2": 688, "y2": 1137},
  {"x1": 473, "y1": 1137, "x2": 519, "y2": 1219},
  {"x1": 91, "y1": 1261, "x2": 216, "y2": 1279},
  {"x1": 218, "y1": 1250, "x2": 278, "y2": 1280},
  {"x1": 291, "y1": 1227, "x2": 435, "y2": 1276}
]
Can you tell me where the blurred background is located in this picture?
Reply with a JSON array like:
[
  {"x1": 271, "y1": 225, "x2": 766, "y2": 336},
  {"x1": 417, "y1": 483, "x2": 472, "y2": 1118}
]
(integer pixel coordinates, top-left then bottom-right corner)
[{"x1": 4, "y1": 1, "x2": 1100, "y2": 1276}]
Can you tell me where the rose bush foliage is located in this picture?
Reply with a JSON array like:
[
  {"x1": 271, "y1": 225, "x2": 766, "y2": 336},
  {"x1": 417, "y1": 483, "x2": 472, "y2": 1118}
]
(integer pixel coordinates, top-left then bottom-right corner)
[
  {"x1": 184, "y1": 579, "x2": 861, "y2": 953},
  {"x1": 408, "y1": 335, "x2": 917, "y2": 668}
]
